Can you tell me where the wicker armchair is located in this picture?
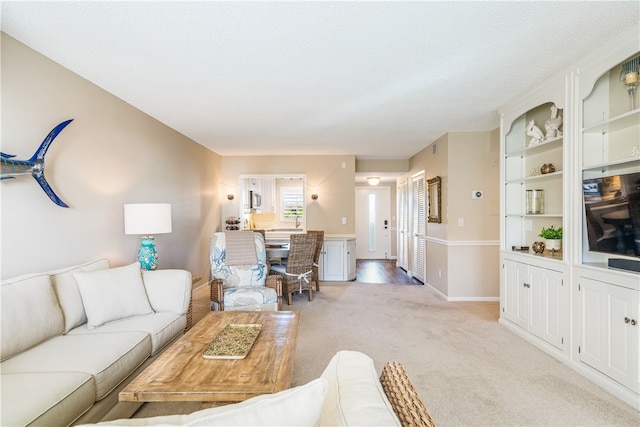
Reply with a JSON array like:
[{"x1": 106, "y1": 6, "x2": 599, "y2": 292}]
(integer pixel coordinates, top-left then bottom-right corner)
[
  {"x1": 271, "y1": 233, "x2": 317, "y2": 305},
  {"x1": 307, "y1": 230, "x2": 324, "y2": 291},
  {"x1": 209, "y1": 231, "x2": 283, "y2": 311}
]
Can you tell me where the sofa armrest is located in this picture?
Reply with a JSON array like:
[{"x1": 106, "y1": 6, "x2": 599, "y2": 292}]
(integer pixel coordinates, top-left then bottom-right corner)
[
  {"x1": 379, "y1": 361, "x2": 436, "y2": 427},
  {"x1": 142, "y1": 269, "x2": 192, "y2": 316}
]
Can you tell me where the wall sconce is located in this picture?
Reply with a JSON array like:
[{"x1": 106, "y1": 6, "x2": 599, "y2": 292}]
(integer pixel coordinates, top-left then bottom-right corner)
[
  {"x1": 227, "y1": 194, "x2": 234, "y2": 200},
  {"x1": 366, "y1": 176, "x2": 381, "y2": 186},
  {"x1": 311, "y1": 192, "x2": 319, "y2": 200}
]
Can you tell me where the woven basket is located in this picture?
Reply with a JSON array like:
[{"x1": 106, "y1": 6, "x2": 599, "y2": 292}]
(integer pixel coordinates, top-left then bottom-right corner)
[{"x1": 380, "y1": 361, "x2": 437, "y2": 427}]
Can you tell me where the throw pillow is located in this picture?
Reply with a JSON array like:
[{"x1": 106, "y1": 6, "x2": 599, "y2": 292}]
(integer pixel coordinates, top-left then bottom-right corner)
[
  {"x1": 74, "y1": 262, "x2": 153, "y2": 329},
  {"x1": 50, "y1": 258, "x2": 110, "y2": 333}
]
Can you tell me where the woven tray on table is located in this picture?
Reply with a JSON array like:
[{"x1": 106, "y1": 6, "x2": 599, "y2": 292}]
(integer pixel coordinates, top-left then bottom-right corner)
[{"x1": 379, "y1": 361, "x2": 437, "y2": 427}]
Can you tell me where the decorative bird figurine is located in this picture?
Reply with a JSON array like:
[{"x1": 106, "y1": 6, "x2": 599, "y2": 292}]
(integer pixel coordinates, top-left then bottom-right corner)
[
  {"x1": 544, "y1": 104, "x2": 563, "y2": 139},
  {"x1": 526, "y1": 120, "x2": 545, "y2": 146}
]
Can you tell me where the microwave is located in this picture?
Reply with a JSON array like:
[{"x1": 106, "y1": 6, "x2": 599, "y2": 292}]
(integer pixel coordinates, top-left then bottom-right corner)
[{"x1": 249, "y1": 190, "x2": 262, "y2": 209}]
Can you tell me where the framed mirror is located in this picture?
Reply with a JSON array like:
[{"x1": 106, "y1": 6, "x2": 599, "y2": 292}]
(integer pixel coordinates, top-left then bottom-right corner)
[{"x1": 427, "y1": 176, "x2": 441, "y2": 223}]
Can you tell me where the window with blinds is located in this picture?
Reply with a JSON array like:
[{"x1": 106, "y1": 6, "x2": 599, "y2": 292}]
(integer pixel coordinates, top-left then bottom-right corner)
[{"x1": 280, "y1": 187, "x2": 304, "y2": 221}]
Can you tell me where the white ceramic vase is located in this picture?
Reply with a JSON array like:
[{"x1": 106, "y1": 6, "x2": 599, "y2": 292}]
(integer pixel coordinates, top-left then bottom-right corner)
[{"x1": 545, "y1": 239, "x2": 561, "y2": 251}]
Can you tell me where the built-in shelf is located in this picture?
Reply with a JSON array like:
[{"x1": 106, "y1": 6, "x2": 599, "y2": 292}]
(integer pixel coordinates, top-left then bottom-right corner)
[
  {"x1": 582, "y1": 107, "x2": 640, "y2": 133},
  {"x1": 582, "y1": 156, "x2": 640, "y2": 172},
  {"x1": 505, "y1": 171, "x2": 564, "y2": 185}
]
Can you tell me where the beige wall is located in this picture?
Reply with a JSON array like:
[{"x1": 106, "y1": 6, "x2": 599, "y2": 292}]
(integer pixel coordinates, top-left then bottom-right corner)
[
  {"x1": 220, "y1": 156, "x2": 356, "y2": 234},
  {"x1": 1, "y1": 34, "x2": 221, "y2": 280},
  {"x1": 403, "y1": 130, "x2": 500, "y2": 299}
]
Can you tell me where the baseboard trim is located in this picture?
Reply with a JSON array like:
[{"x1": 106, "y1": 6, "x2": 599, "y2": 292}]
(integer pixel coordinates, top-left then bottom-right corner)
[{"x1": 446, "y1": 296, "x2": 500, "y2": 302}]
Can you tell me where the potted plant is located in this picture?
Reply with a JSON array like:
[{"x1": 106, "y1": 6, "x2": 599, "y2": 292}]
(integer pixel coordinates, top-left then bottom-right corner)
[{"x1": 538, "y1": 225, "x2": 563, "y2": 250}]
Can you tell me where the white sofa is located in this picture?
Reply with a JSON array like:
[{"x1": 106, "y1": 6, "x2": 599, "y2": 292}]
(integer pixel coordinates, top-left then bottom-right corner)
[
  {"x1": 0, "y1": 259, "x2": 192, "y2": 427},
  {"x1": 86, "y1": 350, "x2": 437, "y2": 427}
]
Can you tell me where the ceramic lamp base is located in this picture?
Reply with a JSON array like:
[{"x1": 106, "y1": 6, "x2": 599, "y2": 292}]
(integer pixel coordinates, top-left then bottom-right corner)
[{"x1": 137, "y1": 236, "x2": 158, "y2": 270}]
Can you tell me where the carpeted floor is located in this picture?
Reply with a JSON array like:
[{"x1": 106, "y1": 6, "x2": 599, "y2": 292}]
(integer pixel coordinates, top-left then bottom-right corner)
[{"x1": 135, "y1": 281, "x2": 640, "y2": 425}]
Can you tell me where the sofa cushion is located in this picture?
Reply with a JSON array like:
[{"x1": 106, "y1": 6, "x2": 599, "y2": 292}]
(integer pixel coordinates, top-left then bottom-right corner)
[
  {"x1": 224, "y1": 286, "x2": 278, "y2": 308},
  {"x1": 1, "y1": 372, "x2": 95, "y2": 427},
  {"x1": 51, "y1": 258, "x2": 111, "y2": 333},
  {"x1": 87, "y1": 377, "x2": 328, "y2": 426},
  {"x1": 1, "y1": 273, "x2": 64, "y2": 361},
  {"x1": 319, "y1": 350, "x2": 401, "y2": 426},
  {"x1": 142, "y1": 269, "x2": 192, "y2": 315},
  {"x1": 69, "y1": 312, "x2": 185, "y2": 356},
  {"x1": 75, "y1": 262, "x2": 153, "y2": 329},
  {"x1": 0, "y1": 331, "x2": 151, "y2": 401}
]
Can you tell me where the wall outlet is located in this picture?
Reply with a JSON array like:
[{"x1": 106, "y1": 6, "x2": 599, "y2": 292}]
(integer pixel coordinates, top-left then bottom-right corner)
[
  {"x1": 472, "y1": 190, "x2": 483, "y2": 199},
  {"x1": 341, "y1": 217, "x2": 347, "y2": 225},
  {"x1": 458, "y1": 218, "x2": 464, "y2": 227}
]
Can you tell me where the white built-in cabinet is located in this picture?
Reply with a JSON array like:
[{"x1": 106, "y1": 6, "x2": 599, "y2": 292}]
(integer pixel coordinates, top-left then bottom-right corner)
[
  {"x1": 499, "y1": 29, "x2": 640, "y2": 410},
  {"x1": 576, "y1": 269, "x2": 639, "y2": 394},
  {"x1": 318, "y1": 238, "x2": 356, "y2": 282},
  {"x1": 499, "y1": 73, "x2": 570, "y2": 357},
  {"x1": 502, "y1": 257, "x2": 566, "y2": 351}
]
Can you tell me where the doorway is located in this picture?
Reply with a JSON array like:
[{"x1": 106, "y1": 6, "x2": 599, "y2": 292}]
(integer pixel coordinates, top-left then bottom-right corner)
[{"x1": 355, "y1": 186, "x2": 390, "y2": 259}]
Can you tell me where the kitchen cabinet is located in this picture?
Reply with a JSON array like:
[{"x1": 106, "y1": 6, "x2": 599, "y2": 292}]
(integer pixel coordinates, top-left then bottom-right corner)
[
  {"x1": 318, "y1": 238, "x2": 356, "y2": 281},
  {"x1": 501, "y1": 257, "x2": 566, "y2": 351}
]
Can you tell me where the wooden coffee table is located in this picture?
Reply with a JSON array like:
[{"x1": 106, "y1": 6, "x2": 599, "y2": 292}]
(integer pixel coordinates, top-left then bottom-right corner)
[{"x1": 119, "y1": 310, "x2": 300, "y2": 403}]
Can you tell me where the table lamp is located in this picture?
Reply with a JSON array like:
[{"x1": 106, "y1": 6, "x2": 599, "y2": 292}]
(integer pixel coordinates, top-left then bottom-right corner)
[{"x1": 124, "y1": 203, "x2": 172, "y2": 270}]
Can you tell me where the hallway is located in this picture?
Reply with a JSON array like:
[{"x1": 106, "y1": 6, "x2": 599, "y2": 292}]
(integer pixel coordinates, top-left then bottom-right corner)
[{"x1": 356, "y1": 259, "x2": 423, "y2": 285}]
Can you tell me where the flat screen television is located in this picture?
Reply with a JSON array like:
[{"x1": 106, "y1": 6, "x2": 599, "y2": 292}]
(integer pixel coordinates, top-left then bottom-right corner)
[{"x1": 582, "y1": 172, "x2": 640, "y2": 259}]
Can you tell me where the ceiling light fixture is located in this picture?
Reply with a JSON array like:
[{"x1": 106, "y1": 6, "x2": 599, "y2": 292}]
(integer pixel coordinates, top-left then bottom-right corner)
[{"x1": 366, "y1": 177, "x2": 381, "y2": 186}]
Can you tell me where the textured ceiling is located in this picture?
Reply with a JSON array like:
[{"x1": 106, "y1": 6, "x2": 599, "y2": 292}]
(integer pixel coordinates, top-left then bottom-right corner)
[{"x1": 2, "y1": 1, "x2": 639, "y2": 159}]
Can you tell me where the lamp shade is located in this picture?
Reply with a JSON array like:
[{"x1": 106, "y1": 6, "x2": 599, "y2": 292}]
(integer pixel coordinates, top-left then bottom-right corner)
[{"x1": 124, "y1": 203, "x2": 172, "y2": 235}]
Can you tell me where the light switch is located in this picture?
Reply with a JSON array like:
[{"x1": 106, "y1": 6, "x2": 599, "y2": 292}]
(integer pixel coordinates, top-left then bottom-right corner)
[
  {"x1": 458, "y1": 218, "x2": 464, "y2": 227},
  {"x1": 341, "y1": 217, "x2": 347, "y2": 225}
]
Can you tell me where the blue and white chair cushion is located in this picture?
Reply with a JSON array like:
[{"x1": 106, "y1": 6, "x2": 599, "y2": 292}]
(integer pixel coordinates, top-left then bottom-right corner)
[{"x1": 210, "y1": 232, "x2": 278, "y2": 310}]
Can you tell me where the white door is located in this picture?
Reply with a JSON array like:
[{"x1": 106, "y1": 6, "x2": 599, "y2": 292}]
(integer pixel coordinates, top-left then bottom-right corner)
[
  {"x1": 356, "y1": 187, "x2": 390, "y2": 259},
  {"x1": 410, "y1": 172, "x2": 426, "y2": 282},
  {"x1": 397, "y1": 178, "x2": 409, "y2": 270}
]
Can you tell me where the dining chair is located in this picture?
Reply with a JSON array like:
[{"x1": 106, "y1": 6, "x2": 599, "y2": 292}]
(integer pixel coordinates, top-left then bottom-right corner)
[
  {"x1": 307, "y1": 230, "x2": 324, "y2": 291},
  {"x1": 270, "y1": 233, "x2": 317, "y2": 305}
]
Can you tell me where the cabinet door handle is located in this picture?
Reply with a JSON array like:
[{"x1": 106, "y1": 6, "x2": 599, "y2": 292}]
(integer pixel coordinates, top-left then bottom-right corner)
[
  {"x1": 632, "y1": 319, "x2": 637, "y2": 326},
  {"x1": 523, "y1": 283, "x2": 530, "y2": 288},
  {"x1": 624, "y1": 317, "x2": 631, "y2": 324}
]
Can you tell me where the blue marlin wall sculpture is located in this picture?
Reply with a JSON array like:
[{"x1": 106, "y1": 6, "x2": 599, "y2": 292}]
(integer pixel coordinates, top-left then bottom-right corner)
[{"x1": 1, "y1": 119, "x2": 73, "y2": 207}]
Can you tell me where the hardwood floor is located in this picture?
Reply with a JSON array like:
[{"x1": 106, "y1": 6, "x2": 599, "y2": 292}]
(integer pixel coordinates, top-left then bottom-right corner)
[{"x1": 356, "y1": 259, "x2": 423, "y2": 285}]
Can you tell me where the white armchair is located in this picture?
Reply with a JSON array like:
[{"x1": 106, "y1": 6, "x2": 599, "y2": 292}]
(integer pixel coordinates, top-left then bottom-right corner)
[{"x1": 210, "y1": 231, "x2": 283, "y2": 311}]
